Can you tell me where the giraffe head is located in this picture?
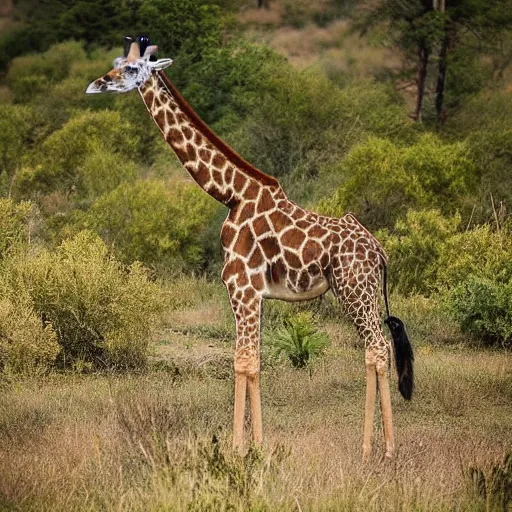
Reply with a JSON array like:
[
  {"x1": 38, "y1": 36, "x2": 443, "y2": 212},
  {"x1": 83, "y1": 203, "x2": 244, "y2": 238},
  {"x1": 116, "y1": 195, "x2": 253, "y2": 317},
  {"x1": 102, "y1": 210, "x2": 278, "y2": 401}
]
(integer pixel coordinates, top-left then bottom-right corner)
[{"x1": 86, "y1": 36, "x2": 172, "y2": 94}]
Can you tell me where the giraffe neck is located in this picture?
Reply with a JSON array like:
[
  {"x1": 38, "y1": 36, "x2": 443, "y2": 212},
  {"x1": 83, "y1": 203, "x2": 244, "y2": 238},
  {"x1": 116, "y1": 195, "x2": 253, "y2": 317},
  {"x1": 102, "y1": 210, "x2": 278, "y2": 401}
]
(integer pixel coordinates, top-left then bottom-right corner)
[{"x1": 138, "y1": 71, "x2": 280, "y2": 206}]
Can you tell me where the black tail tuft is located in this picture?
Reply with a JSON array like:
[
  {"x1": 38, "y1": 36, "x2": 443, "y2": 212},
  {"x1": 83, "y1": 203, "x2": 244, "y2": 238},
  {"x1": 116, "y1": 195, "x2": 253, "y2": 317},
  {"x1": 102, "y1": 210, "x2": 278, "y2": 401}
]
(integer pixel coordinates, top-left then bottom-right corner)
[{"x1": 384, "y1": 315, "x2": 414, "y2": 400}]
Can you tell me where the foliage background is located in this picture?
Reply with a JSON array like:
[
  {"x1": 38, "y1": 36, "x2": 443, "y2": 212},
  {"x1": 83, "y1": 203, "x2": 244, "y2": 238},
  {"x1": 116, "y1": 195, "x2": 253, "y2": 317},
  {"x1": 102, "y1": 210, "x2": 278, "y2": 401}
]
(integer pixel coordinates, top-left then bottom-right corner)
[
  {"x1": 0, "y1": 2, "x2": 511, "y2": 510},
  {"x1": 1, "y1": 0, "x2": 512, "y2": 368}
]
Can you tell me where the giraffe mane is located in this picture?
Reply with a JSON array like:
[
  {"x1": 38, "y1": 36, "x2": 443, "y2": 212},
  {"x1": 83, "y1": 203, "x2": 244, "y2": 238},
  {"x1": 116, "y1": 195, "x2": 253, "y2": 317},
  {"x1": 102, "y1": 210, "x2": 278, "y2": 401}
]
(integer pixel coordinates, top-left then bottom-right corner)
[{"x1": 155, "y1": 70, "x2": 280, "y2": 189}]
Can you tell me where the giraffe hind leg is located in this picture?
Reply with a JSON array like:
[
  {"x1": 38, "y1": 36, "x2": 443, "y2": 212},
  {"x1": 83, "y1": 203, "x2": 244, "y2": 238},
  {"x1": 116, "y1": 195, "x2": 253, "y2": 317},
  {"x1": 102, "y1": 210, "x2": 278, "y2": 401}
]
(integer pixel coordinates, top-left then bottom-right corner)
[{"x1": 333, "y1": 273, "x2": 395, "y2": 459}]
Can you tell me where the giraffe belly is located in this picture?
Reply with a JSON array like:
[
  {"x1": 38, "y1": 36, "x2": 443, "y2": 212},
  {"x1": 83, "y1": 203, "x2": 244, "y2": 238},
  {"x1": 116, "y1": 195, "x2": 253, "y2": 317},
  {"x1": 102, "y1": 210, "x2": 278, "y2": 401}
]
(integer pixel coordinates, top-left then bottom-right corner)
[{"x1": 264, "y1": 277, "x2": 330, "y2": 302}]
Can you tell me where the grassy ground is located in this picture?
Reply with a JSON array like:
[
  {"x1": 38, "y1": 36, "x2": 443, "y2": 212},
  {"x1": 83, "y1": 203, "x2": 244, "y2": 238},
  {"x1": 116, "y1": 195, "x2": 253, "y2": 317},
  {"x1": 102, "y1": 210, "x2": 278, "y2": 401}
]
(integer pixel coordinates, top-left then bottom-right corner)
[{"x1": 1, "y1": 282, "x2": 511, "y2": 511}]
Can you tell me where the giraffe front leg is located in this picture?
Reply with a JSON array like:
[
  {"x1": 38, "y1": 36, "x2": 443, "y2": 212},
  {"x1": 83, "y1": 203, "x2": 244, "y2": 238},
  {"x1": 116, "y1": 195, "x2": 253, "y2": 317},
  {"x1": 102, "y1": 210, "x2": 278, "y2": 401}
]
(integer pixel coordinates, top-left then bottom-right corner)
[
  {"x1": 233, "y1": 371, "x2": 247, "y2": 450},
  {"x1": 248, "y1": 372, "x2": 263, "y2": 445},
  {"x1": 228, "y1": 288, "x2": 263, "y2": 451}
]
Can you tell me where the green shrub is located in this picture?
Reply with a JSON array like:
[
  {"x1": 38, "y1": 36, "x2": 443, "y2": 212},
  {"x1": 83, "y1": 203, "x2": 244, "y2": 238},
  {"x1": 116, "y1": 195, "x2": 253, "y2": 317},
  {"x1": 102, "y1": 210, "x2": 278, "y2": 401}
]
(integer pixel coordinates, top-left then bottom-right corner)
[
  {"x1": 0, "y1": 198, "x2": 34, "y2": 259},
  {"x1": 0, "y1": 231, "x2": 164, "y2": 370},
  {"x1": 446, "y1": 276, "x2": 512, "y2": 347},
  {"x1": 0, "y1": 104, "x2": 35, "y2": 193},
  {"x1": 379, "y1": 209, "x2": 461, "y2": 295},
  {"x1": 0, "y1": 298, "x2": 59, "y2": 375},
  {"x1": 444, "y1": 90, "x2": 512, "y2": 139},
  {"x1": 78, "y1": 149, "x2": 137, "y2": 199},
  {"x1": 319, "y1": 134, "x2": 476, "y2": 229},
  {"x1": 270, "y1": 312, "x2": 329, "y2": 368},
  {"x1": 437, "y1": 225, "x2": 512, "y2": 288},
  {"x1": 13, "y1": 110, "x2": 139, "y2": 199},
  {"x1": 7, "y1": 41, "x2": 87, "y2": 103},
  {"x1": 89, "y1": 179, "x2": 221, "y2": 273},
  {"x1": 430, "y1": 224, "x2": 512, "y2": 346},
  {"x1": 226, "y1": 70, "x2": 412, "y2": 192},
  {"x1": 465, "y1": 128, "x2": 512, "y2": 222}
]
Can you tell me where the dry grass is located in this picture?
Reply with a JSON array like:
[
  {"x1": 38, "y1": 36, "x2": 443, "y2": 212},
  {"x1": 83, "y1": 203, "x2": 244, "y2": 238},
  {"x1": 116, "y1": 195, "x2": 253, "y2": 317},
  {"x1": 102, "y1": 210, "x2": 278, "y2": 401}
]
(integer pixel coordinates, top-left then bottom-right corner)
[
  {"x1": 0, "y1": 280, "x2": 510, "y2": 511},
  {"x1": 238, "y1": 3, "x2": 283, "y2": 27},
  {"x1": 266, "y1": 20, "x2": 400, "y2": 75},
  {"x1": 1, "y1": 324, "x2": 511, "y2": 511}
]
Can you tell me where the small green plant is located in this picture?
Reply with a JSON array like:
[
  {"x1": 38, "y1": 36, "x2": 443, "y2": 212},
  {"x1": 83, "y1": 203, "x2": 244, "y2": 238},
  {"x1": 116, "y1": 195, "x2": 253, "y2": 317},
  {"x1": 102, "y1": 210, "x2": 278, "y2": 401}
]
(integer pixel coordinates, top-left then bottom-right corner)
[{"x1": 271, "y1": 312, "x2": 329, "y2": 368}]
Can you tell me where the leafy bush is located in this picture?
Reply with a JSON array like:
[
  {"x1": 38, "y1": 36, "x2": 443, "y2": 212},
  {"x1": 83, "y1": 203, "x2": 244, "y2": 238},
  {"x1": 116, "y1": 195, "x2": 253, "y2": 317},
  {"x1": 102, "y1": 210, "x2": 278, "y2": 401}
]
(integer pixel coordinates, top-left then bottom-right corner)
[
  {"x1": 88, "y1": 179, "x2": 221, "y2": 273},
  {"x1": 379, "y1": 209, "x2": 461, "y2": 295},
  {"x1": 14, "y1": 110, "x2": 139, "y2": 199},
  {"x1": 6, "y1": 41, "x2": 87, "y2": 103},
  {"x1": 225, "y1": 69, "x2": 412, "y2": 192},
  {"x1": 0, "y1": 104, "x2": 35, "y2": 192},
  {"x1": 444, "y1": 90, "x2": 512, "y2": 139},
  {"x1": 0, "y1": 198, "x2": 34, "y2": 259},
  {"x1": 446, "y1": 276, "x2": 512, "y2": 347},
  {"x1": 319, "y1": 134, "x2": 476, "y2": 229},
  {"x1": 0, "y1": 231, "x2": 164, "y2": 370},
  {"x1": 465, "y1": 128, "x2": 512, "y2": 222},
  {"x1": 438, "y1": 224, "x2": 512, "y2": 346},
  {"x1": 0, "y1": 298, "x2": 59, "y2": 375},
  {"x1": 437, "y1": 225, "x2": 512, "y2": 288},
  {"x1": 270, "y1": 312, "x2": 329, "y2": 368}
]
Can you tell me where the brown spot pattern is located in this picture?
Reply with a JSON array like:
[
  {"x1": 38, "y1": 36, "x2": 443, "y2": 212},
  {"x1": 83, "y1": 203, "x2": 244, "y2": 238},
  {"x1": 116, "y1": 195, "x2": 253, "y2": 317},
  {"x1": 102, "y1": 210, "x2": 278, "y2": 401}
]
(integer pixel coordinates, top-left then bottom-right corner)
[
  {"x1": 302, "y1": 240, "x2": 322, "y2": 265},
  {"x1": 281, "y1": 228, "x2": 306, "y2": 249},
  {"x1": 260, "y1": 237, "x2": 280, "y2": 259},
  {"x1": 238, "y1": 202, "x2": 255, "y2": 223},
  {"x1": 252, "y1": 216, "x2": 271, "y2": 237},
  {"x1": 248, "y1": 248, "x2": 264, "y2": 268},
  {"x1": 233, "y1": 225, "x2": 254, "y2": 258},
  {"x1": 269, "y1": 210, "x2": 289, "y2": 233},
  {"x1": 213, "y1": 153, "x2": 226, "y2": 169},
  {"x1": 257, "y1": 189, "x2": 275, "y2": 214}
]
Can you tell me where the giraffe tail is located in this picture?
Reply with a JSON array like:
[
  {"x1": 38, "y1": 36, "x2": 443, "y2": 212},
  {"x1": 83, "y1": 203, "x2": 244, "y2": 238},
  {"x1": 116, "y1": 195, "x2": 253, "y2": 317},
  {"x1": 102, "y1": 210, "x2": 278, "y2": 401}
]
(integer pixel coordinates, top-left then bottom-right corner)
[{"x1": 382, "y1": 262, "x2": 414, "y2": 400}]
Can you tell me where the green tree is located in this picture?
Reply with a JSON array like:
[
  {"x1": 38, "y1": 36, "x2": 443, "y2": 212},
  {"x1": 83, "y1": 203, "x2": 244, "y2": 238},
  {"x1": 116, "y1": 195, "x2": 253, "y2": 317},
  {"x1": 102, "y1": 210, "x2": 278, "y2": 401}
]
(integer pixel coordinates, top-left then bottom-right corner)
[
  {"x1": 0, "y1": 0, "x2": 226, "y2": 71},
  {"x1": 359, "y1": 0, "x2": 512, "y2": 121}
]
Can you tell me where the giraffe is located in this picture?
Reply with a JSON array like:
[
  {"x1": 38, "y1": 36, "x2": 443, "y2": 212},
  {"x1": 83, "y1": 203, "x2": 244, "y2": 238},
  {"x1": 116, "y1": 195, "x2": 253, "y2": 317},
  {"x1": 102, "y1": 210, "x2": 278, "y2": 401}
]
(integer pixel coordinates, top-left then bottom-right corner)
[{"x1": 86, "y1": 36, "x2": 414, "y2": 459}]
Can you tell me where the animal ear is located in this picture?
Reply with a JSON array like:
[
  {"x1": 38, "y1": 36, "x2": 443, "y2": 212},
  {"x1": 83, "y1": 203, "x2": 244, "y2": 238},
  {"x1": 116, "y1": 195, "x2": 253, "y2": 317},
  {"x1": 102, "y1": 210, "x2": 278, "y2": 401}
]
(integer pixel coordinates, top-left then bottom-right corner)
[{"x1": 144, "y1": 45, "x2": 158, "y2": 58}]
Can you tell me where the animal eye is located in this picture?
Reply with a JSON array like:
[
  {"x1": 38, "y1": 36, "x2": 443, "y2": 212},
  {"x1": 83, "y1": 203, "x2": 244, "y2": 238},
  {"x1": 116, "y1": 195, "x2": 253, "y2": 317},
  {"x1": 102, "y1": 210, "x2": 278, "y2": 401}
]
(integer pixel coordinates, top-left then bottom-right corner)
[{"x1": 125, "y1": 65, "x2": 137, "y2": 73}]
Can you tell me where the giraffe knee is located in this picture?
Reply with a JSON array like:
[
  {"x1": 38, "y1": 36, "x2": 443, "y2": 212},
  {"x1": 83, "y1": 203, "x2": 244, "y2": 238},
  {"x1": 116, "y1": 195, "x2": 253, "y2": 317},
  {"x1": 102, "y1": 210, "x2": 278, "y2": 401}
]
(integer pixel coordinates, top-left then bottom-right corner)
[
  {"x1": 376, "y1": 350, "x2": 390, "y2": 375},
  {"x1": 365, "y1": 349, "x2": 377, "y2": 368},
  {"x1": 234, "y1": 352, "x2": 259, "y2": 377}
]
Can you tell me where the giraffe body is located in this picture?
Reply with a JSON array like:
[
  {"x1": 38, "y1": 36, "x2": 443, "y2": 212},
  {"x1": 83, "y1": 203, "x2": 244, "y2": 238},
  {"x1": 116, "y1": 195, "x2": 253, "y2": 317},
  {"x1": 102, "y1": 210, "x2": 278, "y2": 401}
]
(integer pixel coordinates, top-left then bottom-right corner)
[{"x1": 86, "y1": 39, "x2": 414, "y2": 459}]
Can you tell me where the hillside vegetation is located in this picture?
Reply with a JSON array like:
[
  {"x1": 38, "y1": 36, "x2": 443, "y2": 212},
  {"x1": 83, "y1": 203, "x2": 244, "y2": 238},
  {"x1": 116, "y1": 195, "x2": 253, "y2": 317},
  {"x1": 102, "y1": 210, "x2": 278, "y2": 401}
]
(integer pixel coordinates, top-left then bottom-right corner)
[{"x1": 0, "y1": 1, "x2": 511, "y2": 510}]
